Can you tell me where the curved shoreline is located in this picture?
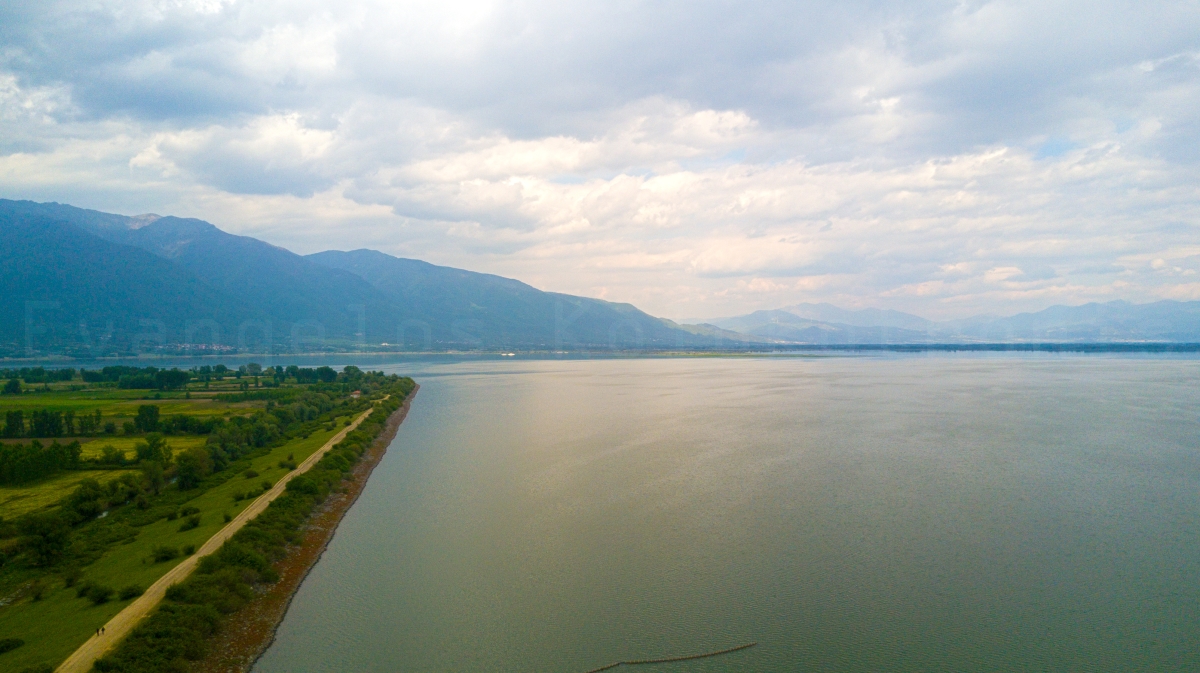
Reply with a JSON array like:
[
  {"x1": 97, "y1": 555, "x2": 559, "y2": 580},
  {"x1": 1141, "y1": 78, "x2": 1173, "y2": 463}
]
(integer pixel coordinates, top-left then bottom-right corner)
[{"x1": 188, "y1": 384, "x2": 419, "y2": 673}]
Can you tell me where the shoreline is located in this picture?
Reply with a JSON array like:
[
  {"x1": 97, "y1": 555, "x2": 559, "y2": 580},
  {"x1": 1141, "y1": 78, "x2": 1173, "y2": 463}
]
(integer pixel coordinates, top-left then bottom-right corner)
[{"x1": 188, "y1": 384, "x2": 419, "y2": 673}]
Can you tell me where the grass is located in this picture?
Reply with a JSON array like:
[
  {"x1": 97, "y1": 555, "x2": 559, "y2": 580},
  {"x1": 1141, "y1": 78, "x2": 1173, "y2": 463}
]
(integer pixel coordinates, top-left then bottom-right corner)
[
  {"x1": 0, "y1": 424, "x2": 344, "y2": 672},
  {"x1": 0, "y1": 471, "x2": 137, "y2": 520},
  {"x1": 75, "y1": 436, "x2": 209, "y2": 461}
]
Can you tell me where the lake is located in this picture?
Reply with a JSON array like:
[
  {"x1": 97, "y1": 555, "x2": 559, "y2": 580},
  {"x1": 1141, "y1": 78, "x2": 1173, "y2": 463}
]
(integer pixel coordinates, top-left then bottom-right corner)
[{"x1": 252, "y1": 354, "x2": 1200, "y2": 672}]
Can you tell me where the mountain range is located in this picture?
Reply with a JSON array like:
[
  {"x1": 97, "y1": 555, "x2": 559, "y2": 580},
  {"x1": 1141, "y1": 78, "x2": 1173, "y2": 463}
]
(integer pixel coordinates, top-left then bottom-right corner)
[
  {"x1": 690, "y1": 301, "x2": 1200, "y2": 344},
  {"x1": 2, "y1": 198, "x2": 1197, "y2": 356},
  {"x1": 0, "y1": 199, "x2": 738, "y2": 355}
]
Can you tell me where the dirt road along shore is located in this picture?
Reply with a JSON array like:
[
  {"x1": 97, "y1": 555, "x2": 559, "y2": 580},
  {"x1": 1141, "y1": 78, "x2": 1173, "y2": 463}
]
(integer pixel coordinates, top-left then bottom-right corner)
[{"x1": 54, "y1": 400, "x2": 385, "y2": 673}]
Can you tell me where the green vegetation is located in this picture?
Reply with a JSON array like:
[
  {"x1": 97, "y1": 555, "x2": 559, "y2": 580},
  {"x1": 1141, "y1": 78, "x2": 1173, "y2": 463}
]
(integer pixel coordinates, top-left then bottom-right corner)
[
  {"x1": 0, "y1": 364, "x2": 414, "y2": 672},
  {"x1": 93, "y1": 386, "x2": 410, "y2": 672}
]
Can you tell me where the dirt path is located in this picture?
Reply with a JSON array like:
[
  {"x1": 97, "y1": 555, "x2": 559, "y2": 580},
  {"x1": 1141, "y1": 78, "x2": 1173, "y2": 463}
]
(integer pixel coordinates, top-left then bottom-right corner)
[
  {"x1": 54, "y1": 400, "x2": 386, "y2": 673},
  {"x1": 190, "y1": 384, "x2": 417, "y2": 673}
]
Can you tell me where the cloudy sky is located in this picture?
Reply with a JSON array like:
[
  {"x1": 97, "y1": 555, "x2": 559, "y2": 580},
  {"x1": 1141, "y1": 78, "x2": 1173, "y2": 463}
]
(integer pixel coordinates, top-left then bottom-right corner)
[{"x1": 1, "y1": 0, "x2": 1198, "y2": 320}]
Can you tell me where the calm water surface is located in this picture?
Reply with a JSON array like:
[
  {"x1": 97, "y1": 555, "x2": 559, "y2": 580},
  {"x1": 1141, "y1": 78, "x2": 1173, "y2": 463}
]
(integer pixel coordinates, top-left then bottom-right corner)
[{"x1": 253, "y1": 356, "x2": 1200, "y2": 672}]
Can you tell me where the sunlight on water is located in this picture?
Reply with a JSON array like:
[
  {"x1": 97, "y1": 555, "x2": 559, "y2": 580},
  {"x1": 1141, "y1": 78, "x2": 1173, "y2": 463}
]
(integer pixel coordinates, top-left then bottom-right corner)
[{"x1": 253, "y1": 355, "x2": 1200, "y2": 672}]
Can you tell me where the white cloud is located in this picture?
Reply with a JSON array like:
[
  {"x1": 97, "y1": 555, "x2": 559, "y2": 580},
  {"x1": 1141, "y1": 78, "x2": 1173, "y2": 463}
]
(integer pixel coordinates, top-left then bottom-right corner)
[{"x1": 1, "y1": 0, "x2": 1199, "y2": 320}]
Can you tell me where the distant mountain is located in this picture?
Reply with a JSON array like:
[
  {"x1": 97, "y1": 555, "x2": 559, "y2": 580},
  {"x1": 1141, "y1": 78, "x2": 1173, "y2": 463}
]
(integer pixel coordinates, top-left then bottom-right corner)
[
  {"x1": 7, "y1": 198, "x2": 1197, "y2": 355},
  {"x1": 779, "y1": 303, "x2": 935, "y2": 331},
  {"x1": 75, "y1": 214, "x2": 398, "y2": 344},
  {"x1": 0, "y1": 208, "x2": 261, "y2": 355},
  {"x1": 0, "y1": 199, "x2": 731, "y2": 353},
  {"x1": 694, "y1": 300, "x2": 1200, "y2": 343},
  {"x1": 703, "y1": 309, "x2": 932, "y2": 344},
  {"x1": 307, "y1": 249, "x2": 745, "y2": 348},
  {"x1": 936, "y1": 300, "x2": 1200, "y2": 342}
]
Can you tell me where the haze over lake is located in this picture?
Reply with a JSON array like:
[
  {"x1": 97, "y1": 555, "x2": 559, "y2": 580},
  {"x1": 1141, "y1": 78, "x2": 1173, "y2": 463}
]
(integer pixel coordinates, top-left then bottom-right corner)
[{"x1": 253, "y1": 355, "x2": 1200, "y2": 672}]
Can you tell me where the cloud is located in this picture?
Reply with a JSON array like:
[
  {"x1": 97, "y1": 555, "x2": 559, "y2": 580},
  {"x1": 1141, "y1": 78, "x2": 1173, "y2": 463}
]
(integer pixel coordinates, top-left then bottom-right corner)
[{"x1": 1, "y1": 0, "x2": 1199, "y2": 320}]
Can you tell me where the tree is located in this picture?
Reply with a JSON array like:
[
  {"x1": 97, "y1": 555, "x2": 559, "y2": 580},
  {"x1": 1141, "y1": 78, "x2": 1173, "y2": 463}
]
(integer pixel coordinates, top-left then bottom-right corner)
[
  {"x1": 30, "y1": 410, "x2": 64, "y2": 437},
  {"x1": 67, "y1": 478, "x2": 106, "y2": 520},
  {"x1": 135, "y1": 433, "x2": 171, "y2": 463},
  {"x1": 154, "y1": 369, "x2": 190, "y2": 390},
  {"x1": 2, "y1": 378, "x2": 20, "y2": 395},
  {"x1": 2, "y1": 410, "x2": 22, "y2": 438},
  {"x1": 134, "y1": 405, "x2": 160, "y2": 433},
  {"x1": 174, "y1": 447, "x2": 212, "y2": 490},
  {"x1": 20, "y1": 512, "x2": 70, "y2": 566},
  {"x1": 140, "y1": 461, "x2": 166, "y2": 495}
]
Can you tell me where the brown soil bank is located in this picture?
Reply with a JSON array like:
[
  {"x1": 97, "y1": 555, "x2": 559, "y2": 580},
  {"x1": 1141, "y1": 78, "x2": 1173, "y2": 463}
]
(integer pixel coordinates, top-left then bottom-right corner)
[{"x1": 189, "y1": 384, "x2": 419, "y2": 673}]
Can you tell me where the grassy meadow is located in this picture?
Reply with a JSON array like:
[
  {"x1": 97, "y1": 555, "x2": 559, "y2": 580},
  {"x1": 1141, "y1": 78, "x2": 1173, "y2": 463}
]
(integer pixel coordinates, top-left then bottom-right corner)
[
  {"x1": 0, "y1": 427, "x2": 341, "y2": 671},
  {"x1": 0, "y1": 364, "x2": 406, "y2": 672},
  {"x1": 0, "y1": 471, "x2": 138, "y2": 520}
]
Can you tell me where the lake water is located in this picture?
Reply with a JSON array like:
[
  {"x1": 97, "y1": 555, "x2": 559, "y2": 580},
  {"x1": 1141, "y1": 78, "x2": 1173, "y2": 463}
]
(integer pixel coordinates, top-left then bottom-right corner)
[{"x1": 252, "y1": 355, "x2": 1200, "y2": 672}]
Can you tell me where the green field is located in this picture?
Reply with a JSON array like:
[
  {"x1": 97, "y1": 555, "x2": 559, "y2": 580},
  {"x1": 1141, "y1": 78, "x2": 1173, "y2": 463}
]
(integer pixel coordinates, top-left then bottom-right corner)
[
  {"x1": 0, "y1": 365, "x2": 400, "y2": 671},
  {"x1": 75, "y1": 435, "x2": 210, "y2": 461},
  {"x1": 0, "y1": 425, "x2": 343, "y2": 672},
  {"x1": 0, "y1": 392, "x2": 255, "y2": 422},
  {"x1": 0, "y1": 470, "x2": 137, "y2": 519}
]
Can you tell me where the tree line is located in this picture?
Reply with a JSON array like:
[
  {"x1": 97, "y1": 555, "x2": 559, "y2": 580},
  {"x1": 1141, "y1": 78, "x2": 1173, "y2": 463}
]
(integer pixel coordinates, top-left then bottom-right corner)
[
  {"x1": 0, "y1": 440, "x2": 82, "y2": 485},
  {"x1": 2, "y1": 364, "x2": 347, "y2": 395}
]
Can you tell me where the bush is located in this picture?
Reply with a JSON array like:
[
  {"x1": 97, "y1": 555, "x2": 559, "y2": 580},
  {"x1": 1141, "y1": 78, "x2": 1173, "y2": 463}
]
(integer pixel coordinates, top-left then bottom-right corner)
[
  {"x1": 88, "y1": 585, "x2": 115, "y2": 605},
  {"x1": 180, "y1": 506, "x2": 200, "y2": 516},
  {"x1": 285, "y1": 476, "x2": 318, "y2": 495},
  {"x1": 119, "y1": 585, "x2": 143, "y2": 600},
  {"x1": 232, "y1": 491, "x2": 245, "y2": 502},
  {"x1": 223, "y1": 512, "x2": 232, "y2": 523},
  {"x1": 152, "y1": 545, "x2": 179, "y2": 563},
  {"x1": 20, "y1": 665, "x2": 53, "y2": 673},
  {"x1": 244, "y1": 469, "x2": 259, "y2": 478},
  {"x1": 166, "y1": 509, "x2": 179, "y2": 521},
  {"x1": 183, "y1": 544, "x2": 196, "y2": 556},
  {"x1": 261, "y1": 480, "x2": 273, "y2": 492},
  {"x1": 76, "y1": 581, "x2": 93, "y2": 598},
  {"x1": 29, "y1": 580, "x2": 46, "y2": 601},
  {"x1": 0, "y1": 637, "x2": 24, "y2": 654},
  {"x1": 63, "y1": 567, "x2": 82, "y2": 587}
]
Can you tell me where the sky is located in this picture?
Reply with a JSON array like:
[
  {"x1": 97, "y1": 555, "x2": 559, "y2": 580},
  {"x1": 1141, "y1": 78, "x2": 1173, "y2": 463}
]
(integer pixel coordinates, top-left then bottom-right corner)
[{"x1": 1, "y1": 0, "x2": 1198, "y2": 321}]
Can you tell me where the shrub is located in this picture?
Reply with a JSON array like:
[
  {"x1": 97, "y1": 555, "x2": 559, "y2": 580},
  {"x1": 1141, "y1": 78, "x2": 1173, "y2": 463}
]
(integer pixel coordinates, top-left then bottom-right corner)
[
  {"x1": 183, "y1": 544, "x2": 196, "y2": 556},
  {"x1": 180, "y1": 506, "x2": 200, "y2": 516},
  {"x1": 286, "y1": 476, "x2": 318, "y2": 495},
  {"x1": 244, "y1": 469, "x2": 259, "y2": 479},
  {"x1": 152, "y1": 545, "x2": 179, "y2": 563},
  {"x1": 88, "y1": 585, "x2": 114, "y2": 604},
  {"x1": 76, "y1": 581, "x2": 93, "y2": 598},
  {"x1": 223, "y1": 512, "x2": 232, "y2": 523},
  {"x1": 261, "y1": 480, "x2": 272, "y2": 492},
  {"x1": 20, "y1": 665, "x2": 53, "y2": 673},
  {"x1": 232, "y1": 491, "x2": 245, "y2": 502},
  {"x1": 0, "y1": 638, "x2": 24, "y2": 654},
  {"x1": 179, "y1": 515, "x2": 200, "y2": 532},
  {"x1": 119, "y1": 585, "x2": 143, "y2": 600},
  {"x1": 62, "y1": 567, "x2": 82, "y2": 588},
  {"x1": 29, "y1": 580, "x2": 46, "y2": 601},
  {"x1": 166, "y1": 509, "x2": 179, "y2": 521}
]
